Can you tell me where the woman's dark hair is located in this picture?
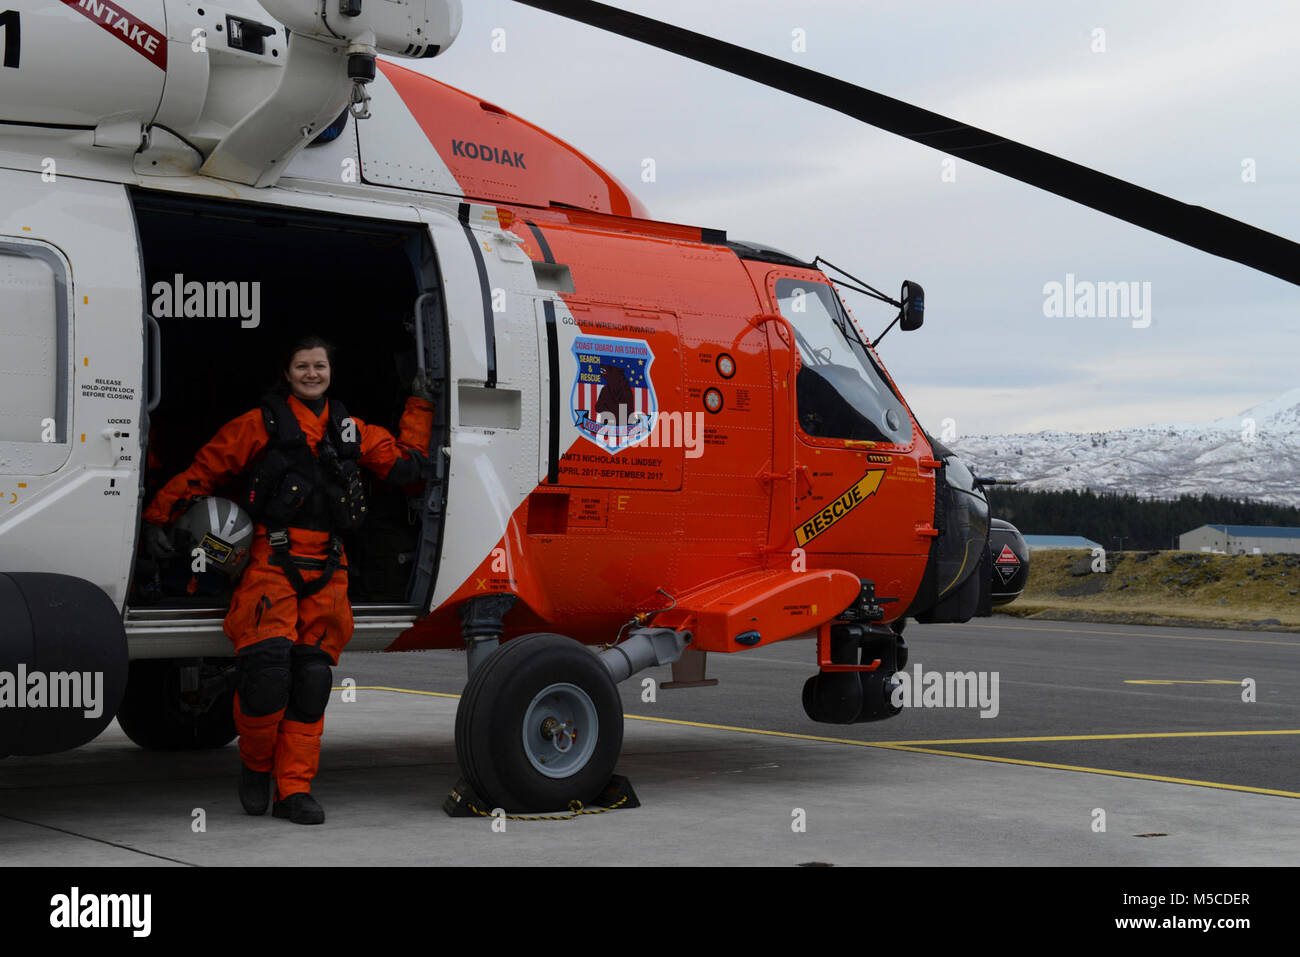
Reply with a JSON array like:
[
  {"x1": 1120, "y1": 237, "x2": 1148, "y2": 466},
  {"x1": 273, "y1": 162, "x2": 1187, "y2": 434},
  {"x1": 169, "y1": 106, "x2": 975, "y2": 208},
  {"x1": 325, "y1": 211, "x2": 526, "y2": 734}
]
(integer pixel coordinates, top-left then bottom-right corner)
[{"x1": 283, "y1": 335, "x2": 336, "y2": 372}]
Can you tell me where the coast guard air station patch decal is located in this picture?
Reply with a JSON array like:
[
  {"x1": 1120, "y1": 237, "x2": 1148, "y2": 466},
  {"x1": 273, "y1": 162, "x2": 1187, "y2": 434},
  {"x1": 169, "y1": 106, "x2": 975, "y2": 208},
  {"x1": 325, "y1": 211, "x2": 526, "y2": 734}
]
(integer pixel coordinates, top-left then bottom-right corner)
[{"x1": 571, "y1": 335, "x2": 658, "y2": 454}]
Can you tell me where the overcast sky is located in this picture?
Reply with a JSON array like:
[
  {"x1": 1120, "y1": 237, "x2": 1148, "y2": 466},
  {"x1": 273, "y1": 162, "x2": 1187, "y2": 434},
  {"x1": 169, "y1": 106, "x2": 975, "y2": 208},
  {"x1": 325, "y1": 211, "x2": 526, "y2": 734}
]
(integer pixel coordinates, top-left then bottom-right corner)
[{"x1": 402, "y1": 0, "x2": 1300, "y2": 437}]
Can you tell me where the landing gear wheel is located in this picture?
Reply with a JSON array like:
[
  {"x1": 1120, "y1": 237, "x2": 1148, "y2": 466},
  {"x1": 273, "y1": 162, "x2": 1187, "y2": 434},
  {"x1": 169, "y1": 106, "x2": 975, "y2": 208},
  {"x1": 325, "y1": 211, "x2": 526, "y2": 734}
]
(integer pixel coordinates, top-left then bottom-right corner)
[
  {"x1": 116, "y1": 659, "x2": 237, "y2": 750},
  {"x1": 454, "y1": 633, "x2": 623, "y2": 813}
]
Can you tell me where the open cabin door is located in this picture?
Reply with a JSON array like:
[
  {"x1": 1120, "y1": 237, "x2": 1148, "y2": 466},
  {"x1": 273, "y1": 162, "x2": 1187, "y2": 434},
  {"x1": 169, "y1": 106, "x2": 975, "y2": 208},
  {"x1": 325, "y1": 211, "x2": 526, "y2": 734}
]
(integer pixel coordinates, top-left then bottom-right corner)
[{"x1": 122, "y1": 191, "x2": 449, "y2": 652}]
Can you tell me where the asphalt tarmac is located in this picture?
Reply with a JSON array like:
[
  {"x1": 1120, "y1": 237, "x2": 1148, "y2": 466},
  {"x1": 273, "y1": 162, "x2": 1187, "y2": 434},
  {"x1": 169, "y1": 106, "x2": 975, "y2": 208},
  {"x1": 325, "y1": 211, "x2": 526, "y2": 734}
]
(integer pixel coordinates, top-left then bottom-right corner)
[{"x1": 1, "y1": 616, "x2": 1297, "y2": 866}]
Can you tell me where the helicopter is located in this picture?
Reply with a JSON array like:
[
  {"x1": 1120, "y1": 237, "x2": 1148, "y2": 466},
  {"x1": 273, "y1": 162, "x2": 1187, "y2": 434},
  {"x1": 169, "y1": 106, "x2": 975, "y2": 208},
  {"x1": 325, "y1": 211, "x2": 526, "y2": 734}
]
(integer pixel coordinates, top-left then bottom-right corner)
[{"x1": 0, "y1": 0, "x2": 1292, "y2": 813}]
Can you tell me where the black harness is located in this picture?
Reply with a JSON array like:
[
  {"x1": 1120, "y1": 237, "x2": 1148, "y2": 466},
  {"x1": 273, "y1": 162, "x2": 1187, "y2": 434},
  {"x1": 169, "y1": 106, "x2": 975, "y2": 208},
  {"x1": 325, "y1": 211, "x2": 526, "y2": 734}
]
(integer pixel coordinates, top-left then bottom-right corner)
[{"x1": 243, "y1": 394, "x2": 367, "y2": 597}]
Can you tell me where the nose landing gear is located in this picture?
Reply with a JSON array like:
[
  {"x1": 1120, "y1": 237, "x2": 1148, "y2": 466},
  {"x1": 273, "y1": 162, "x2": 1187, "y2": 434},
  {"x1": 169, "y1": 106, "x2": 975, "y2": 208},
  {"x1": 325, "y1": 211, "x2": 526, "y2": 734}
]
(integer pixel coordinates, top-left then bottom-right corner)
[{"x1": 453, "y1": 633, "x2": 623, "y2": 814}]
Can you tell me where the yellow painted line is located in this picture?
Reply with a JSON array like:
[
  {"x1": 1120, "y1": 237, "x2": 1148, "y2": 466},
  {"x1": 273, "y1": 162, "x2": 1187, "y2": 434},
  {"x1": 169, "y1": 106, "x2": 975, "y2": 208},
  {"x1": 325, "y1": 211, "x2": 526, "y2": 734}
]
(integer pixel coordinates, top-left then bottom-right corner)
[
  {"x1": 626, "y1": 714, "x2": 1300, "y2": 797},
  {"x1": 334, "y1": 684, "x2": 461, "y2": 699},
  {"x1": 622, "y1": 715, "x2": 1300, "y2": 748},
  {"x1": 867, "y1": 729, "x2": 1300, "y2": 745},
  {"x1": 1125, "y1": 679, "x2": 1243, "y2": 686},
  {"x1": 625, "y1": 712, "x2": 912, "y2": 748},
  {"x1": 339, "y1": 687, "x2": 1300, "y2": 798},
  {"x1": 344, "y1": 687, "x2": 911, "y2": 748},
  {"x1": 879, "y1": 746, "x2": 1300, "y2": 799},
  {"x1": 342, "y1": 688, "x2": 884, "y2": 747},
  {"x1": 959, "y1": 621, "x2": 1300, "y2": 646},
  {"x1": 342, "y1": 687, "x2": 1299, "y2": 747}
]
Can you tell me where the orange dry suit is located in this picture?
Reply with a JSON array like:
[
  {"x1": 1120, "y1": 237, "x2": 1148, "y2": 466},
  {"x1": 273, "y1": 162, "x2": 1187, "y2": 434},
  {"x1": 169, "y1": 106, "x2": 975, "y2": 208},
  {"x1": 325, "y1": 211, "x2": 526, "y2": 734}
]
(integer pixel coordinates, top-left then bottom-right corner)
[{"x1": 143, "y1": 393, "x2": 433, "y2": 799}]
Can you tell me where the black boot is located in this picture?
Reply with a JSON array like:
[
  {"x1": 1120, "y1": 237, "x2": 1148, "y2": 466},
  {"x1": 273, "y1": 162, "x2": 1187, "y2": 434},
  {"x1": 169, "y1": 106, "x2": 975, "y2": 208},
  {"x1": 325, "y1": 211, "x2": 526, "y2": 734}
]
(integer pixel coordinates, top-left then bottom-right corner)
[
  {"x1": 272, "y1": 792, "x2": 325, "y2": 825},
  {"x1": 239, "y1": 764, "x2": 272, "y2": 816}
]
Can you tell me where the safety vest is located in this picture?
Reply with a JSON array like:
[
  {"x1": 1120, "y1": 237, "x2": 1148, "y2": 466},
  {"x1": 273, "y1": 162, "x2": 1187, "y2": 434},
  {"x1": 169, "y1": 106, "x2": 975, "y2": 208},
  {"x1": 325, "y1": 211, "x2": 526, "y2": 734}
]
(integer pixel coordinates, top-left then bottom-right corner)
[{"x1": 243, "y1": 394, "x2": 366, "y2": 596}]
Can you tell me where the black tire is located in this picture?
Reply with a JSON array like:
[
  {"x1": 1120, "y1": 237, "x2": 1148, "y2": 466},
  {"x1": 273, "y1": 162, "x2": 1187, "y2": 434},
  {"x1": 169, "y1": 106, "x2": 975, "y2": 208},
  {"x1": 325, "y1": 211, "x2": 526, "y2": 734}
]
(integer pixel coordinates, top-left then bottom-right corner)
[
  {"x1": 454, "y1": 633, "x2": 622, "y2": 814},
  {"x1": 116, "y1": 659, "x2": 238, "y2": 750}
]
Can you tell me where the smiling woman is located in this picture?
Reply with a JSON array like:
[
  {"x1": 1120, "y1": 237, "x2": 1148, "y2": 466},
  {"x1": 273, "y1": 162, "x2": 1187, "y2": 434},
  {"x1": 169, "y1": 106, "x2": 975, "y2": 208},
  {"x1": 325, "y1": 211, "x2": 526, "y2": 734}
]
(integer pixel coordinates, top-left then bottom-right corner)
[
  {"x1": 116, "y1": 191, "x2": 452, "y2": 825},
  {"x1": 283, "y1": 337, "x2": 332, "y2": 402},
  {"x1": 130, "y1": 192, "x2": 447, "y2": 610},
  {"x1": 138, "y1": 329, "x2": 436, "y2": 824}
]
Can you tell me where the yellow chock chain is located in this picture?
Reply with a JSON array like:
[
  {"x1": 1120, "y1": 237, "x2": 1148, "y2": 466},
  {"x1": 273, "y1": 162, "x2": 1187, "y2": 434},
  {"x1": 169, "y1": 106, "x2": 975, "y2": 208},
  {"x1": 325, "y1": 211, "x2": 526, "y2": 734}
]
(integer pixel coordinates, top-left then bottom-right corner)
[{"x1": 465, "y1": 794, "x2": 630, "y2": 822}]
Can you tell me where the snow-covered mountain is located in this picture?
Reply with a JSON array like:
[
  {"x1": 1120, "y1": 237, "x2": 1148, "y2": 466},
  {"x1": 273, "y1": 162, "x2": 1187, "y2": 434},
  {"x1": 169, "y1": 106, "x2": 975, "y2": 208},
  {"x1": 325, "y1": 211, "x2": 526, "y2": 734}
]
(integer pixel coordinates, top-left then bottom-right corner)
[{"x1": 947, "y1": 388, "x2": 1300, "y2": 506}]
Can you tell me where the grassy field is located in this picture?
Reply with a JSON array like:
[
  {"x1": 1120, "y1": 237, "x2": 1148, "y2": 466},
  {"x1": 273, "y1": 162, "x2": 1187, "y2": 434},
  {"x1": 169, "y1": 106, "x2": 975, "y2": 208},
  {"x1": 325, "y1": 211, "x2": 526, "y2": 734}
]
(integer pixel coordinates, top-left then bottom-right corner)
[{"x1": 998, "y1": 549, "x2": 1300, "y2": 631}]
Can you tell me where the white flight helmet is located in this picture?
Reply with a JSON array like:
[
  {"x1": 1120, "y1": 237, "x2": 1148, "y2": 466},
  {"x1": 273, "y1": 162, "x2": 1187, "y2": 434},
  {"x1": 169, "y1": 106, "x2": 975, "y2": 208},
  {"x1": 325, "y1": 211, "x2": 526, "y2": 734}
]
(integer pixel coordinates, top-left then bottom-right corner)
[{"x1": 175, "y1": 497, "x2": 254, "y2": 579}]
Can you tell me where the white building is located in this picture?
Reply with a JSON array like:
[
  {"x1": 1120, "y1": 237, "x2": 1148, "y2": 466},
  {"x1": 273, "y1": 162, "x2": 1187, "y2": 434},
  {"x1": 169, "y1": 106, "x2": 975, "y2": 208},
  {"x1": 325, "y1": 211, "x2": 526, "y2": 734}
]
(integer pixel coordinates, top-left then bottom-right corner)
[{"x1": 1178, "y1": 525, "x2": 1300, "y2": 555}]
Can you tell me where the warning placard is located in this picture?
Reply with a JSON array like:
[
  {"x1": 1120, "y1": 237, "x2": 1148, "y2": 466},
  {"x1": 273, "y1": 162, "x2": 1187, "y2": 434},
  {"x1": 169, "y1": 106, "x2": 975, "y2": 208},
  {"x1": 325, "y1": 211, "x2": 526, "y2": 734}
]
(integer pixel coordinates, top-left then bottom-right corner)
[
  {"x1": 80, "y1": 377, "x2": 137, "y2": 402},
  {"x1": 568, "y1": 493, "x2": 608, "y2": 528}
]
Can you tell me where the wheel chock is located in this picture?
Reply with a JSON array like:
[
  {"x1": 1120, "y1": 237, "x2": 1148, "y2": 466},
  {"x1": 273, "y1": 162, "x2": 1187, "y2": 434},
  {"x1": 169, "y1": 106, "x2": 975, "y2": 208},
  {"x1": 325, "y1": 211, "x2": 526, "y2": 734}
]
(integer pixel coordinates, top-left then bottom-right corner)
[
  {"x1": 442, "y1": 777, "x2": 490, "y2": 818},
  {"x1": 442, "y1": 773, "x2": 641, "y2": 818},
  {"x1": 593, "y1": 773, "x2": 640, "y2": 810}
]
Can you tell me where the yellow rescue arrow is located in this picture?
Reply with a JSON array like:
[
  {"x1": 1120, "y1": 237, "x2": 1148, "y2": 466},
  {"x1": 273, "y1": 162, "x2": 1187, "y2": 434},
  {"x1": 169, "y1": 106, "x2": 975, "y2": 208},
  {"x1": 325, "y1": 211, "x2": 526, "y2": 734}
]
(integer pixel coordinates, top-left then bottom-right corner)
[{"x1": 794, "y1": 469, "x2": 885, "y2": 547}]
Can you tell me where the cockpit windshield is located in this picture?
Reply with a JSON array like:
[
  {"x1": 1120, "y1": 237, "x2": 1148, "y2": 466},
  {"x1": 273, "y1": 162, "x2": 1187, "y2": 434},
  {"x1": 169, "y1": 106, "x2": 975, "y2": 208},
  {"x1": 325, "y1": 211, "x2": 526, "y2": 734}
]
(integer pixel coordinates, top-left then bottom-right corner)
[{"x1": 774, "y1": 278, "x2": 911, "y2": 445}]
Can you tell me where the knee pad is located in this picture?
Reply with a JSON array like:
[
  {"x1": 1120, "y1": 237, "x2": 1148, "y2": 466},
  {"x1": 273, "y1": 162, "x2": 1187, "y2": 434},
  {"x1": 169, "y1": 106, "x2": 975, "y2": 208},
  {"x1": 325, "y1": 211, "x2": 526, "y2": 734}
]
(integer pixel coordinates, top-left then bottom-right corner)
[
  {"x1": 285, "y1": 647, "x2": 334, "y2": 724},
  {"x1": 237, "y1": 637, "x2": 293, "y2": 716}
]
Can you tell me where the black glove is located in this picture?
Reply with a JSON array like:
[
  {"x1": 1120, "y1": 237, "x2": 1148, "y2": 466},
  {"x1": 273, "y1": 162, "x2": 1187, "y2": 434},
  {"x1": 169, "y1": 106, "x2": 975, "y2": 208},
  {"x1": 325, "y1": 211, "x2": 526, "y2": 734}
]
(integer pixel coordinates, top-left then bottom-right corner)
[
  {"x1": 142, "y1": 523, "x2": 176, "y2": 560},
  {"x1": 410, "y1": 373, "x2": 436, "y2": 403},
  {"x1": 386, "y1": 450, "x2": 434, "y2": 485}
]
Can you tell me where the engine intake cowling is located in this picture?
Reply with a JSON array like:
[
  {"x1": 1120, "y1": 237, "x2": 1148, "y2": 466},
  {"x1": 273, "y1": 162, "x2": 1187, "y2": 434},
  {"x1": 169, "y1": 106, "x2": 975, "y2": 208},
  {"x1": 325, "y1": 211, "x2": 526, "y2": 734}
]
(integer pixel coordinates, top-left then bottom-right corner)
[{"x1": 0, "y1": 573, "x2": 128, "y2": 757}]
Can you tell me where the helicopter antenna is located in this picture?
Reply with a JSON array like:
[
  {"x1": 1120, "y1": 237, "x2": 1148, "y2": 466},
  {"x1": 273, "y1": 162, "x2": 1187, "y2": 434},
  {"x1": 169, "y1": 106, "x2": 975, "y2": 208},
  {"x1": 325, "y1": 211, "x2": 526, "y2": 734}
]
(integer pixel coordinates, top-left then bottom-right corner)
[
  {"x1": 814, "y1": 257, "x2": 897, "y2": 307},
  {"x1": 815, "y1": 256, "x2": 906, "y2": 347},
  {"x1": 870, "y1": 315, "x2": 901, "y2": 350}
]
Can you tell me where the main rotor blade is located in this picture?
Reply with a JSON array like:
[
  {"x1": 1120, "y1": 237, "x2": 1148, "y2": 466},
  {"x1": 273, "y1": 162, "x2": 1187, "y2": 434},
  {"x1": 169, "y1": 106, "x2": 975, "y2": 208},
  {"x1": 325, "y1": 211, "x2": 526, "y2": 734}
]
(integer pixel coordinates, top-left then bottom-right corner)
[{"x1": 512, "y1": 0, "x2": 1300, "y2": 286}]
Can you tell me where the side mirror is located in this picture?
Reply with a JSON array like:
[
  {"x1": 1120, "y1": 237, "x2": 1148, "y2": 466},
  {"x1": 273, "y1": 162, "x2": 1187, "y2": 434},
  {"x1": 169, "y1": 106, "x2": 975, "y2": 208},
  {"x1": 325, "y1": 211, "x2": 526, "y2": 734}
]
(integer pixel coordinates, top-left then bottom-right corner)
[{"x1": 900, "y1": 281, "x2": 924, "y2": 331}]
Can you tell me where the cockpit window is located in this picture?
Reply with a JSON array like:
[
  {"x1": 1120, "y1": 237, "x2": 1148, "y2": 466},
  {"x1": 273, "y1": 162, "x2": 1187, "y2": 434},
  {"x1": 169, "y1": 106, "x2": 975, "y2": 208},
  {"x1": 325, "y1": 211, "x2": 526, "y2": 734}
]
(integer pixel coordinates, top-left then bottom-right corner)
[{"x1": 774, "y1": 278, "x2": 911, "y2": 445}]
